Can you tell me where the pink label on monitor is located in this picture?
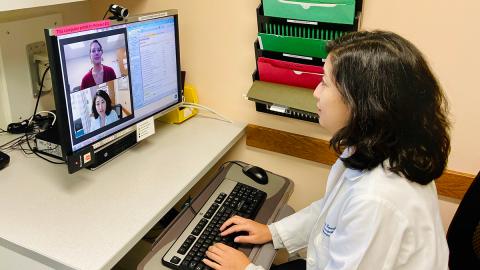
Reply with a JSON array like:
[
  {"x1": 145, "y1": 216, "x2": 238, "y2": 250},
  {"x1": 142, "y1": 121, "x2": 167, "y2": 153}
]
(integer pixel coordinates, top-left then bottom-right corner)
[{"x1": 53, "y1": 20, "x2": 111, "y2": 36}]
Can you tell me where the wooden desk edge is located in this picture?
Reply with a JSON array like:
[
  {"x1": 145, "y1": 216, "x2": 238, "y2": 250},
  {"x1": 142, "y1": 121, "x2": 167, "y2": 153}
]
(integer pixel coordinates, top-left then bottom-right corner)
[{"x1": 246, "y1": 124, "x2": 474, "y2": 201}]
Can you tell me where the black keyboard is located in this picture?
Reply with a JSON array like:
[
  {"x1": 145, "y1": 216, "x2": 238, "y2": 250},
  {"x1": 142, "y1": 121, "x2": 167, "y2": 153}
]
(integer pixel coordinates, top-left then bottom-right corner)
[{"x1": 162, "y1": 179, "x2": 267, "y2": 270}]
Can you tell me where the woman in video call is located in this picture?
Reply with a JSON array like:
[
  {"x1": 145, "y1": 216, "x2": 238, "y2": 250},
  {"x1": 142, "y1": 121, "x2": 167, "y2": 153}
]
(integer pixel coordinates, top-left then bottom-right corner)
[
  {"x1": 90, "y1": 90, "x2": 118, "y2": 131},
  {"x1": 202, "y1": 31, "x2": 450, "y2": 270},
  {"x1": 80, "y1": 40, "x2": 117, "y2": 90}
]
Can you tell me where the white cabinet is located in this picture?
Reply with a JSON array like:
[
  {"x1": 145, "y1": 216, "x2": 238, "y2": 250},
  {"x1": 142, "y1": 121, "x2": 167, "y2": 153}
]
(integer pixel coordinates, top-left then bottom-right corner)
[{"x1": 0, "y1": 0, "x2": 85, "y2": 12}]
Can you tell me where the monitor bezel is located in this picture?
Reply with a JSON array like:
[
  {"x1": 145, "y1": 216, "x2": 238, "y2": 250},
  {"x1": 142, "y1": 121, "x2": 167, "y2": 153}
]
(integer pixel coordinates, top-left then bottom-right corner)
[{"x1": 45, "y1": 10, "x2": 182, "y2": 159}]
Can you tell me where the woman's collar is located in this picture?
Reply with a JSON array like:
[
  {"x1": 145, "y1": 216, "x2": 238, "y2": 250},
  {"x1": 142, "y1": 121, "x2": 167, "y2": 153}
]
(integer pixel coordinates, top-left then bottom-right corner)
[
  {"x1": 344, "y1": 168, "x2": 366, "y2": 181},
  {"x1": 341, "y1": 147, "x2": 366, "y2": 181}
]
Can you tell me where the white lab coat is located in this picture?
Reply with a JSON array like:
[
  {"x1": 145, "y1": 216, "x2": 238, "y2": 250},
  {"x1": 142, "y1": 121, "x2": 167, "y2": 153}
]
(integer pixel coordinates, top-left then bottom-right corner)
[{"x1": 247, "y1": 155, "x2": 449, "y2": 270}]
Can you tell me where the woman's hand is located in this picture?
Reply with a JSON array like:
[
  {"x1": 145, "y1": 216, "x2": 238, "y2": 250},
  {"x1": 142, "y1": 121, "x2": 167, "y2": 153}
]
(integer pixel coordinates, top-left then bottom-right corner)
[
  {"x1": 219, "y1": 215, "x2": 272, "y2": 244},
  {"x1": 203, "y1": 243, "x2": 250, "y2": 270}
]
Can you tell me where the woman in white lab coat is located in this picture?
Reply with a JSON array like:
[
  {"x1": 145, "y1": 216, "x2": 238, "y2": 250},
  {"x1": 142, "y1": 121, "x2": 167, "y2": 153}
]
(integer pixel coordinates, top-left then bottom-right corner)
[{"x1": 202, "y1": 31, "x2": 451, "y2": 270}]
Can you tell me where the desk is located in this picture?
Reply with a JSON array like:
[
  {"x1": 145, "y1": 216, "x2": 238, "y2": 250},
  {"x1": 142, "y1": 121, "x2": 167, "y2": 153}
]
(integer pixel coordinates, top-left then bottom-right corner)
[{"x1": 0, "y1": 116, "x2": 246, "y2": 270}]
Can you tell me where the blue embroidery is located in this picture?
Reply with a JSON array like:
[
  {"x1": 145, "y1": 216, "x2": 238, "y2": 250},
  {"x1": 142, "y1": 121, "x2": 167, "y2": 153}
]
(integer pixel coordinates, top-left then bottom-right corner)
[{"x1": 322, "y1": 223, "x2": 336, "y2": 237}]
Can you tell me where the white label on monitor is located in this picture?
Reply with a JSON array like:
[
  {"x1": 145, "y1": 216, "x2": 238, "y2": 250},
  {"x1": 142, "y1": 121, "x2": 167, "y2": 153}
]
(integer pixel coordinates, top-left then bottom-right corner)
[{"x1": 136, "y1": 117, "x2": 155, "y2": 142}]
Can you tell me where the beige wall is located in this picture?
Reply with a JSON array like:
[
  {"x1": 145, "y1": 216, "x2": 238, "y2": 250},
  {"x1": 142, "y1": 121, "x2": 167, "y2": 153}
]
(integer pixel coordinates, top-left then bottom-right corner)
[
  {"x1": 89, "y1": 0, "x2": 478, "y2": 230},
  {"x1": 360, "y1": 0, "x2": 480, "y2": 175}
]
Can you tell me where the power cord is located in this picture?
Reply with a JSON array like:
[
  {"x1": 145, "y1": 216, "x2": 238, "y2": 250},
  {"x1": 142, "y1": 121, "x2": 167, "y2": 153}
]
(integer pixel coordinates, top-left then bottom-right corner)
[
  {"x1": 182, "y1": 195, "x2": 199, "y2": 215},
  {"x1": 25, "y1": 132, "x2": 64, "y2": 164},
  {"x1": 27, "y1": 110, "x2": 56, "y2": 127},
  {"x1": 0, "y1": 134, "x2": 28, "y2": 151},
  {"x1": 102, "y1": 8, "x2": 110, "y2": 20},
  {"x1": 32, "y1": 66, "x2": 50, "y2": 119},
  {"x1": 181, "y1": 102, "x2": 233, "y2": 123},
  {"x1": 25, "y1": 65, "x2": 64, "y2": 165},
  {"x1": 220, "y1": 160, "x2": 246, "y2": 170}
]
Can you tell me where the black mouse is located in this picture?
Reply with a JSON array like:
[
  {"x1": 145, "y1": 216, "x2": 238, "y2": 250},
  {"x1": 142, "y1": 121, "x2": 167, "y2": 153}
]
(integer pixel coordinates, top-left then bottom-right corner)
[
  {"x1": 242, "y1": 165, "x2": 268, "y2": 185},
  {"x1": 0, "y1": 151, "x2": 10, "y2": 170}
]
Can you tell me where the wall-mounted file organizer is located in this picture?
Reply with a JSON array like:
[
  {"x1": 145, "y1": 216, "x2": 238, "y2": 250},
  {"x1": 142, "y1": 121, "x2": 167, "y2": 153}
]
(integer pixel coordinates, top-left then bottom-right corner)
[{"x1": 247, "y1": 0, "x2": 363, "y2": 122}]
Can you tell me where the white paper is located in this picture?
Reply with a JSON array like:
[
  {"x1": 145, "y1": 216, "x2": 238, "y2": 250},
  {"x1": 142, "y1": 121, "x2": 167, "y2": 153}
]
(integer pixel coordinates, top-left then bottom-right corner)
[
  {"x1": 269, "y1": 105, "x2": 287, "y2": 113},
  {"x1": 136, "y1": 117, "x2": 155, "y2": 142}
]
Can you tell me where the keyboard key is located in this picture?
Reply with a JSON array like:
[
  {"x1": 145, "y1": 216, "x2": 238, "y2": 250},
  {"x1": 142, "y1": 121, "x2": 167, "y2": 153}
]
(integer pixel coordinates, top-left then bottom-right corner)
[
  {"x1": 181, "y1": 260, "x2": 190, "y2": 269},
  {"x1": 189, "y1": 261, "x2": 197, "y2": 269},
  {"x1": 170, "y1": 256, "x2": 181, "y2": 264},
  {"x1": 177, "y1": 246, "x2": 187, "y2": 255}
]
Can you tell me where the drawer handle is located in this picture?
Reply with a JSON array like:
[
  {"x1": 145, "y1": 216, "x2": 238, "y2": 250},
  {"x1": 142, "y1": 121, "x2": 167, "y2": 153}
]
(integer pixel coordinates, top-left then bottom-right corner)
[{"x1": 278, "y1": 0, "x2": 342, "y2": 9}]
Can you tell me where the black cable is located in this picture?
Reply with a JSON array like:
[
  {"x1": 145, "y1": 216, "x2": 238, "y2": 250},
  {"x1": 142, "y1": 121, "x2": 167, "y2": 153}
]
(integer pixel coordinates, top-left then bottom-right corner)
[
  {"x1": 22, "y1": 65, "x2": 65, "y2": 164},
  {"x1": 102, "y1": 7, "x2": 110, "y2": 20},
  {"x1": 220, "y1": 160, "x2": 246, "y2": 170},
  {"x1": 0, "y1": 135, "x2": 26, "y2": 150},
  {"x1": 24, "y1": 131, "x2": 64, "y2": 164},
  {"x1": 32, "y1": 66, "x2": 50, "y2": 120},
  {"x1": 19, "y1": 137, "x2": 35, "y2": 155},
  {"x1": 184, "y1": 196, "x2": 198, "y2": 215}
]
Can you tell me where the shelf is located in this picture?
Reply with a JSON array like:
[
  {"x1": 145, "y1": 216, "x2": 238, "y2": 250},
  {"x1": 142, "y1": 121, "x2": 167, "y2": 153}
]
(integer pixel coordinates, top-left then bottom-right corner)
[{"x1": 247, "y1": 80, "x2": 319, "y2": 123}]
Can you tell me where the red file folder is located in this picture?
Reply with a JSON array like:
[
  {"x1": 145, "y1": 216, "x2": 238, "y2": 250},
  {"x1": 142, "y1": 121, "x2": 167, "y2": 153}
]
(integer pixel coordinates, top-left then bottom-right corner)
[{"x1": 258, "y1": 57, "x2": 324, "y2": 89}]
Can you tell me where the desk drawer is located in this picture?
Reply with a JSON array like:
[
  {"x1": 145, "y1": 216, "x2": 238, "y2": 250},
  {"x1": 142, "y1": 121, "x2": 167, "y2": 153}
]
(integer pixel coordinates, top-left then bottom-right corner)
[{"x1": 263, "y1": 0, "x2": 356, "y2": 25}]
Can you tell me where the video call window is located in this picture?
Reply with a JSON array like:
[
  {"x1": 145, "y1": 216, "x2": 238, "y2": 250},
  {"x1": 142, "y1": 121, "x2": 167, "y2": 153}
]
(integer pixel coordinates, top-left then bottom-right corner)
[{"x1": 58, "y1": 28, "x2": 135, "y2": 143}]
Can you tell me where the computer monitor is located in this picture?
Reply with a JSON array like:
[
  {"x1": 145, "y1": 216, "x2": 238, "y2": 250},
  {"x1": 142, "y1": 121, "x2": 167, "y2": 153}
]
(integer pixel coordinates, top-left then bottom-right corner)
[{"x1": 44, "y1": 10, "x2": 182, "y2": 173}]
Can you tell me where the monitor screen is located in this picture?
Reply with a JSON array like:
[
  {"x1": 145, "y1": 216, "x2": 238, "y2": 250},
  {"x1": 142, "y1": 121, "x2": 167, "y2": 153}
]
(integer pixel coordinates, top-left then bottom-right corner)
[{"x1": 45, "y1": 11, "x2": 181, "y2": 158}]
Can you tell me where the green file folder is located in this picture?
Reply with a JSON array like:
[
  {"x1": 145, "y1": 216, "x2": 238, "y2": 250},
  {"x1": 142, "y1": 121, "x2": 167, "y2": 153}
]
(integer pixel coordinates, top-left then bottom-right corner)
[
  {"x1": 263, "y1": 0, "x2": 356, "y2": 25},
  {"x1": 258, "y1": 33, "x2": 328, "y2": 59},
  {"x1": 247, "y1": 80, "x2": 317, "y2": 113}
]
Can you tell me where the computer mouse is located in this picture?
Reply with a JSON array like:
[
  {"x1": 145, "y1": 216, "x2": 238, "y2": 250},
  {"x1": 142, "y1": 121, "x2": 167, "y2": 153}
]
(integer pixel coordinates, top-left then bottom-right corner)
[
  {"x1": 0, "y1": 151, "x2": 10, "y2": 170},
  {"x1": 242, "y1": 165, "x2": 268, "y2": 185}
]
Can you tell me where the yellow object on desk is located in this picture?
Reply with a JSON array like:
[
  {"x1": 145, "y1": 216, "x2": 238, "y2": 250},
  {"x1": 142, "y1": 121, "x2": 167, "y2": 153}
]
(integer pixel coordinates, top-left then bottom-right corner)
[{"x1": 159, "y1": 84, "x2": 199, "y2": 124}]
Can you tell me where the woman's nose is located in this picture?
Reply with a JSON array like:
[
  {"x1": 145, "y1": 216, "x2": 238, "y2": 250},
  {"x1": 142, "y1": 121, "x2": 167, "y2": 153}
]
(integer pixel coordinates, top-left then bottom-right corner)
[{"x1": 313, "y1": 86, "x2": 321, "y2": 99}]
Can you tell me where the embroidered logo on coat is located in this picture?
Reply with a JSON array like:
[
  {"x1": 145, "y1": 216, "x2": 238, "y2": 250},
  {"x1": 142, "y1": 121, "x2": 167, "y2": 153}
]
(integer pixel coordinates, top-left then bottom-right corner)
[{"x1": 322, "y1": 223, "x2": 336, "y2": 237}]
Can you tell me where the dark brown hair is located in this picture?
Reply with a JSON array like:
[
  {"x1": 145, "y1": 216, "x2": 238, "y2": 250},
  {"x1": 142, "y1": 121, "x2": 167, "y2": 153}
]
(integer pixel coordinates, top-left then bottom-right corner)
[
  {"x1": 327, "y1": 31, "x2": 450, "y2": 184},
  {"x1": 91, "y1": 90, "x2": 112, "y2": 119}
]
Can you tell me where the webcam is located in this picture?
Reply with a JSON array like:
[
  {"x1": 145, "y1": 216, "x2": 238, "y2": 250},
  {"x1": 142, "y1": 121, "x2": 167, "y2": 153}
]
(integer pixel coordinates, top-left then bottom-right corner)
[{"x1": 108, "y1": 4, "x2": 129, "y2": 21}]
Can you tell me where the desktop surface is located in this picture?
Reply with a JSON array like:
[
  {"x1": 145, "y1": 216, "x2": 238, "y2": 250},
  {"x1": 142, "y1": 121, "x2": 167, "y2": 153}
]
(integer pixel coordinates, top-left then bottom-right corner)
[{"x1": 0, "y1": 116, "x2": 245, "y2": 270}]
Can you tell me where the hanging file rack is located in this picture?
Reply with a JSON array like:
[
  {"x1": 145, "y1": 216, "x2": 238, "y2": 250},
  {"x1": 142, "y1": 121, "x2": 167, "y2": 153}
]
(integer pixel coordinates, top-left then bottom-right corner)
[{"x1": 247, "y1": 0, "x2": 363, "y2": 123}]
